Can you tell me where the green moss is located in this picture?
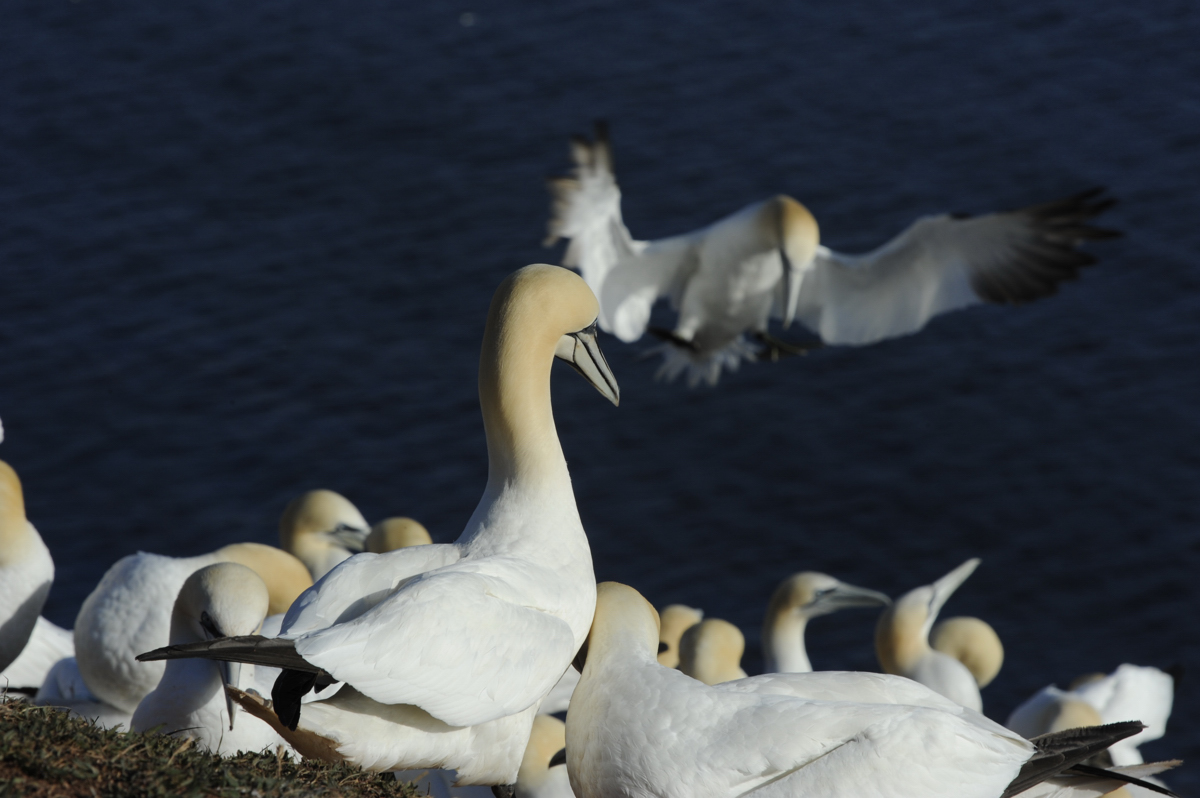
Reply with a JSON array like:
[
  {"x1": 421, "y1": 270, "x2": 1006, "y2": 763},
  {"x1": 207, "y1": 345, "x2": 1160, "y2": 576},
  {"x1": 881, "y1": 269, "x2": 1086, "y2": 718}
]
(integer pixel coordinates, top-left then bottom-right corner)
[{"x1": 0, "y1": 701, "x2": 421, "y2": 798}]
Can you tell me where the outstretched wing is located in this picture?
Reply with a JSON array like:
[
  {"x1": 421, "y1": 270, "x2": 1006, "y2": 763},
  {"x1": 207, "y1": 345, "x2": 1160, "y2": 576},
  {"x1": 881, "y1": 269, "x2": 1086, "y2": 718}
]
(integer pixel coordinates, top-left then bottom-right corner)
[
  {"x1": 546, "y1": 121, "x2": 698, "y2": 342},
  {"x1": 292, "y1": 563, "x2": 577, "y2": 728},
  {"x1": 789, "y1": 189, "x2": 1118, "y2": 345}
]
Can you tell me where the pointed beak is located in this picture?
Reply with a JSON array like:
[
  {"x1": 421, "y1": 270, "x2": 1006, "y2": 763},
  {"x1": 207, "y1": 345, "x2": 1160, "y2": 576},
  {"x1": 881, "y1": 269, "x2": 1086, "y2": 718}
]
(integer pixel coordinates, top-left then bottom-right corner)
[
  {"x1": 928, "y1": 558, "x2": 980, "y2": 622},
  {"x1": 813, "y1": 582, "x2": 891, "y2": 615},
  {"x1": 220, "y1": 660, "x2": 241, "y2": 730},
  {"x1": 779, "y1": 248, "x2": 801, "y2": 330},
  {"x1": 555, "y1": 322, "x2": 620, "y2": 406},
  {"x1": 325, "y1": 524, "x2": 369, "y2": 553}
]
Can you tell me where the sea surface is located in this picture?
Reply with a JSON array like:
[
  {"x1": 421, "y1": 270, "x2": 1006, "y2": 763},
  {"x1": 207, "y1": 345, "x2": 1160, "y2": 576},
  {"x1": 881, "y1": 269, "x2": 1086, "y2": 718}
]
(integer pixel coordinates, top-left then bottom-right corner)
[{"x1": 2, "y1": 0, "x2": 1198, "y2": 786}]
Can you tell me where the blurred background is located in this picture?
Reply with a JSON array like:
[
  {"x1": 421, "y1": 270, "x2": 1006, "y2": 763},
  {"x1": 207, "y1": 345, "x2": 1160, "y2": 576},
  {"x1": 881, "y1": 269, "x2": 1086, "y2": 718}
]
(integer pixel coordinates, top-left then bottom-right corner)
[{"x1": 1, "y1": 0, "x2": 1197, "y2": 785}]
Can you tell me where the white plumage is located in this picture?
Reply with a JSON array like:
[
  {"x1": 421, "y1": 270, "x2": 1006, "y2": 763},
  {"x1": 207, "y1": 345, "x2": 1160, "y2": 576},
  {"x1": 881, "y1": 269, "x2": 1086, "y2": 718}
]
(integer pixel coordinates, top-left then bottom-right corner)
[
  {"x1": 0, "y1": 460, "x2": 55, "y2": 676},
  {"x1": 0, "y1": 616, "x2": 73, "y2": 692},
  {"x1": 546, "y1": 123, "x2": 1117, "y2": 386}
]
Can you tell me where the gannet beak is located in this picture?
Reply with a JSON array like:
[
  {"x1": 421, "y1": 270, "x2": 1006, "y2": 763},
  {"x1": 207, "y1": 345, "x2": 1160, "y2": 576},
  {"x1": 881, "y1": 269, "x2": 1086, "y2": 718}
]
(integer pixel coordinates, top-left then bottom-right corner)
[
  {"x1": 221, "y1": 660, "x2": 241, "y2": 730},
  {"x1": 813, "y1": 582, "x2": 891, "y2": 615},
  {"x1": 325, "y1": 523, "x2": 369, "y2": 553},
  {"x1": 555, "y1": 322, "x2": 620, "y2": 406},
  {"x1": 780, "y1": 248, "x2": 801, "y2": 330},
  {"x1": 928, "y1": 558, "x2": 980, "y2": 620}
]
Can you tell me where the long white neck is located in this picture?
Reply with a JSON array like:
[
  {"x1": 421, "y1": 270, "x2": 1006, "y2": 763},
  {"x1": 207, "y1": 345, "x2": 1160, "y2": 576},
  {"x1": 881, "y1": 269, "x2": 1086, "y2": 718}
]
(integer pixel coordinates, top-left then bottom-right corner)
[{"x1": 764, "y1": 610, "x2": 812, "y2": 673}]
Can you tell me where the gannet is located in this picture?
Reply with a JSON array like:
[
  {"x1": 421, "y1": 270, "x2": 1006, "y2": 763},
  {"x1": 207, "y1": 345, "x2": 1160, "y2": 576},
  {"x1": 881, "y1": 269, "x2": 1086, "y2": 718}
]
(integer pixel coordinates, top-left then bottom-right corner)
[
  {"x1": 516, "y1": 715, "x2": 574, "y2": 798},
  {"x1": 279, "y1": 489, "x2": 371, "y2": 580},
  {"x1": 367, "y1": 517, "x2": 433, "y2": 552},
  {"x1": 875, "y1": 558, "x2": 986, "y2": 710},
  {"x1": 546, "y1": 123, "x2": 1117, "y2": 386},
  {"x1": 131, "y1": 563, "x2": 293, "y2": 756},
  {"x1": 35, "y1": 656, "x2": 133, "y2": 729},
  {"x1": 140, "y1": 264, "x2": 620, "y2": 788},
  {"x1": 931, "y1": 615, "x2": 1005, "y2": 689},
  {"x1": 74, "y1": 542, "x2": 312, "y2": 713},
  {"x1": 0, "y1": 460, "x2": 55, "y2": 676},
  {"x1": 762, "y1": 571, "x2": 890, "y2": 673},
  {"x1": 656, "y1": 604, "x2": 703, "y2": 668},
  {"x1": 677, "y1": 618, "x2": 748, "y2": 685},
  {"x1": 566, "y1": 582, "x2": 1167, "y2": 798},
  {"x1": 1009, "y1": 665, "x2": 1175, "y2": 767},
  {"x1": 0, "y1": 617, "x2": 74, "y2": 694}
]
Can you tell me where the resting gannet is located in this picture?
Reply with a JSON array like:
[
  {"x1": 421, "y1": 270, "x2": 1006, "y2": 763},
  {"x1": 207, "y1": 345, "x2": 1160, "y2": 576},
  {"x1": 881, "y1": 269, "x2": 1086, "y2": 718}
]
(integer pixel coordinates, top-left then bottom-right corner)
[
  {"x1": 546, "y1": 123, "x2": 1117, "y2": 386},
  {"x1": 1009, "y1": 665, "x2": 1175, "y2": 767},
  {"x1": 140, "y1": 264, "x2": 619, "y2": 789},
  {"x1": 0, "y1": 460, "x2": 55, "y2": 676},
  {"x1": 931, "y1": 615, "x2": 1005, "y2": 689},
  {"x1": 875, "y1": 558, "x2": 986, "y2": 711},
  {"x1": 132, "y1": 563, "x2": 293, "y2": 757},
  {"x1": 74, "y1": 542, "x2": 312, "y2": 713},
  {"x1": 677, "y1": 618, "x2": 747, "y2": 685},
  {"x1": 279, "y1": 490, "x2": 371, "y2": 580},
  {"x1": 762, "y1": 571, "x2": 890, "y2": 673},
  {"x1": 565, "y1": 582, "x2": 1169, "y2": 798},
  {"x1": 656, "y1": 604, "x2": 703, "y2": 668}
]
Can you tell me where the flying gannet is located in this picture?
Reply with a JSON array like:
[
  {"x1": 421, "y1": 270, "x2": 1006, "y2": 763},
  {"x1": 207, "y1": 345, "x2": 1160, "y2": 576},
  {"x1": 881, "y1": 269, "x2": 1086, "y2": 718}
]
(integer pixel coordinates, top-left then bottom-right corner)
[
  {"x1": 140, "y1": 264, "x2": 620, "y2": 791},
  {"x1": 131, "y1": 563, "x2": 294, "y2": 757},
  {"x1": 875, "y1": 558, "x2": 987, "y2": 711},
  {"x1": 546, "y1": 123, "x2": 1118, "y2": 386},
  {"x1": 565, "y1": 582, "x2": 1172, "y2": 798},
  {"x1": 762, "y1": 571, "x2": 890, "y2": 673}
]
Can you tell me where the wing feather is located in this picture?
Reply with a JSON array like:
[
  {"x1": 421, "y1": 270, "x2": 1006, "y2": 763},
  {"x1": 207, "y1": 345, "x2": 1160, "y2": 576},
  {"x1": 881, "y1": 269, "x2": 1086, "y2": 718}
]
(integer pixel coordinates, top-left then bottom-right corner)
[{"x1": 792, "y1": 189, "x2": 1116, "y2": 345}]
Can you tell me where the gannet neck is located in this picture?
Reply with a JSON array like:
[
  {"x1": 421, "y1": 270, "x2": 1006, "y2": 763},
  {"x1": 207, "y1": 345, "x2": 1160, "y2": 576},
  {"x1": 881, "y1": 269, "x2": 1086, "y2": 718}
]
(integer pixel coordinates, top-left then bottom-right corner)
[
  {"x1": 657, "y1": 604, "x2": 703, "y2": 668},
  {"x1": 764, "y1": 607, "x2": 811, "y2": 673},
  {"x1": 584, "y1": 582, "x2": 660, "y2": 675},
  {"x1": 367, "y1": 517, "x2": 432, "y2": 552},
  {"x1": 930, "y1": 616, "x2": 1004, "y2": 688},
  {"x1": 479, "y1": 265, "x2": 601, "y2": 488},
  {"x1": 213, "y1": 543, "x2": 313, "y2": 616},
  {"x1": 875, "y1": 595, "x2": 932, "y2": 675},
  {"x1": 0, "y1": 460, "x2": 35, "y2": 566}
]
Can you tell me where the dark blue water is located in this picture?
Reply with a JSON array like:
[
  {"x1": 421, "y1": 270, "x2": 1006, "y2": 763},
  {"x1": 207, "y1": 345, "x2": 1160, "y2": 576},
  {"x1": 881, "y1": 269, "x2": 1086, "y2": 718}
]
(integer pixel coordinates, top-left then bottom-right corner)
[{"x1": 2, "y1": 0, "x2": 1198, "y2": 786}]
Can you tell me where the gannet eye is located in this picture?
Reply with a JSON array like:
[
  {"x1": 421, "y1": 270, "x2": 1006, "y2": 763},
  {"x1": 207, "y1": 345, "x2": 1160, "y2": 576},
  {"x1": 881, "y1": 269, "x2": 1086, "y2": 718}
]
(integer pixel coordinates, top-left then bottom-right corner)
[{"x1": 199, "y1": 610, "x2": 223, "y2": 640}]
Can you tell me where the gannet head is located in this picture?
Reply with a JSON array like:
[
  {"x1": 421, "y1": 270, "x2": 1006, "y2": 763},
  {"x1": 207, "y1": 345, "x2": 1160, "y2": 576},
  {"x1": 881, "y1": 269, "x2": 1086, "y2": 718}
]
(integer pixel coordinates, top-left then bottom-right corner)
[
  {"x1": 517, "y1": 715, "x2": 568, "y2": 794},
  {"x1": 0, "y1": 460, "x2": 33, "y2": 565},
  {"x1": 657, "y1": 604, "x2": 704, "y2": 667},
  {"x1": 769, "y1": 571, "x2": 891, "y2": 622},
  {"x1": 930, "y1": 616, "x2": 1004, "y2": 688},
  {"x1": 876, "y1": 558, "x2": 980, "y2": 674},
  {"x1": 770, "y1": 195, "x2": 820, "y2": 330},
  {"x1": 366, "y1": 517, "x2": 433, "y2": 552},
  {"x1": 576, "y1": 582, "x2": 660, "y2": 674},
  {"x1": 212, "y1": 542, "x2": 313, "y2": 615},
  {"x1": 171, "y1": 562, "x2": 270, "y2": 730},
  {"x1": 278, "y1": 489, "x2": 370, "y2": 579},
  {"x1": 678, "y1": 618, "x2": 747, "y2": 685}
]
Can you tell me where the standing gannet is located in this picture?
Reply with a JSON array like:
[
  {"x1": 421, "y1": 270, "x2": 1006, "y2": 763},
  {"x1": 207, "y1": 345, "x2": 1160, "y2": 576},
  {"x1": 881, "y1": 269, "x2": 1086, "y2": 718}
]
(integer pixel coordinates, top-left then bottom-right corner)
[
  {"x1": 367, "y1": 517, "x2": 433, "y2": 552},
  {"x1": 140, "y1": 264, "x2": 619, "y2": 789},
  {"x1": 516, "y1": 715, "x2": 574, "y2": 798},
  {"x1": 0, "y1": 460, "x2": 54, "y2": 676},
  {"x1": 546, "y1": 123, "x2": 1117, "y2": 386},
  {"x1": 279, "y1": 490, "x2": 371, "y2": 580},
  {"x1": 762, "y1": 571, "x2": 890, "y2": 673},
  {"x1": 656, "y1": 604, "x2": 703, "y2": 668},
  {"x1": 931, "y1": 615, "x2": 1005, "y2": 689},
  {"x1": 74, "y1": 542, "x2": 312, "y2": 714},
  {"x1": 565, "y1": 582, "x2": 1163, "y2": 798},
  {"x1": 132, "y1": 563, "x2": 294, "y2": 757},
  {"x1": 1009, "y1": 665, "x2": 1175, "y2": 767},
  {"x1": 677, "y1": 618, "x2": 748, "y2": 685},
  {"x1": 875, "y1": 558, "x2": 985, "y2": 711}
]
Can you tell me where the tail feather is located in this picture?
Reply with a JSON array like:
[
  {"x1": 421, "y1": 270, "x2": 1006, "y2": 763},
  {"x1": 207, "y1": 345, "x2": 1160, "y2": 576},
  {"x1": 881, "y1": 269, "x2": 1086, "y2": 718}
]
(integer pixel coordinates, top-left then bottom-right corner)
[{"x1": 1003, "y1": 722, "x2": 1146, "y2": 798}]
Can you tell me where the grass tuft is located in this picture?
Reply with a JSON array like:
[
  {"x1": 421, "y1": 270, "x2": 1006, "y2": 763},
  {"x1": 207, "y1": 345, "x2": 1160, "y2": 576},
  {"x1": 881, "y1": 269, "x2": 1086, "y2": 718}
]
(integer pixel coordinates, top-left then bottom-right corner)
[{"x1": 0, "y1": 700, "x2": 421, "y2": 797}]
